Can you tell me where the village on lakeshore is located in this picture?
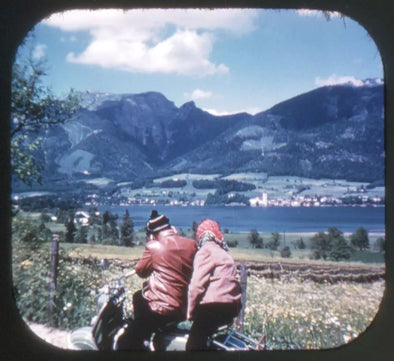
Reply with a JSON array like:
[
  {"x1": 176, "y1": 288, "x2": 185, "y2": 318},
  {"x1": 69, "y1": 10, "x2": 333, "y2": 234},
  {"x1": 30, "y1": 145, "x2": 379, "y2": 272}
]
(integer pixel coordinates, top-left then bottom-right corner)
[
  {"x1": 85, "y1": 173, "x2": 385, "y2": 209},
  {"x1": 13, "y1": 173, "x2": 385, "y2": 210}
]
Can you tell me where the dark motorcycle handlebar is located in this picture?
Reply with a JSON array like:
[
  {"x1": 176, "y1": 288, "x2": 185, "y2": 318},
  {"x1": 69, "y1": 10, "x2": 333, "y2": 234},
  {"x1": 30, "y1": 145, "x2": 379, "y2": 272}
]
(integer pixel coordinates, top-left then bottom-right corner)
[
  {"x1": 97, "y1": 269, "x2": 136, "y2": 302},
  {"x1": 118, "y1": 269, "x2": 136, "y2": 283}
]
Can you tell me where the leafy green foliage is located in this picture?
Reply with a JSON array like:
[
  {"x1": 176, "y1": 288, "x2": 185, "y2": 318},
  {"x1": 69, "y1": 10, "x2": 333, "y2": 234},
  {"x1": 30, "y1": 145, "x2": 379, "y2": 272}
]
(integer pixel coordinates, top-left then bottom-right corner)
[
  {"x1": 65, "y1": 218, "x2": 76, "y2": 243},
  {"x1": 102, "y1": 211, "x2": 119, "y2": 244},
  {"x1": 12, "y1": 215, "x2": 53, "y2": 243},
  {"x1": 159, "y1": 179, "x2": 187, "y2": 188},
  {"x1": 193, "y1": 179, "x2": 256, "y2": 193},
  {"x1": 205, "y1": 191, "x2": 250, "y2": 205},
  {"x1": 11, "y1": 135, "x2": 43, "y2": 185},
  {"x1": 267, "y1": 232, "x2": 281, "y2": 250},
  {"x1": 329, "y1": 227, "x2": 352, "y2": 261},
  {"x1": 13, "y1": 241, "x2": 99, "y2": 328},
  {"x1": 292, "y1": 237, "x2": 306, "y2": 249},
  {"x1": 350, "y1": 227, "x2": 370, "y2": 251},
  {"x1": 248, "y1": 229, "x2": 263, "y2": 248},
  {"x1": 11, "y1": 36, "x2": 79, "y2": 185},
  {"x1": 227, "y1": 239, "x2": 238, "y2": 248},
  {"x1": 310, "y1": 227, "x2": 352, "y2": 261},
  {"x1": 280, "y1": 246, "x2": 291, "y2": 258},
  {"x1": 74, "y1": 225, "x2": 88, "y2": 244},
  {"x1": 120, "y1": 210, "x2": 134, "y2": 247},
  {"x1": 310, "y1": 232, "x2": 331, "y2": 260},
  {"x1": 12, "y1": 215, "x2": 98, "y2": 328},
  {"x1": 191, "y1": 221, "x2": 198, "y2": 239}
]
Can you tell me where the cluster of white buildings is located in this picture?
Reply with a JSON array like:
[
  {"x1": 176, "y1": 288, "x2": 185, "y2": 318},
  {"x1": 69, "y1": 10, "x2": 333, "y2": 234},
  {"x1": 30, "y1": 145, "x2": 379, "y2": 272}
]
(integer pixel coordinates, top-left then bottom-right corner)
[
  {"x1": 83, "y1": 186, "x2": 383, "y2": 209},
  {"x1": 249, "y1": 192, "x2": 383, "y2": 207}
]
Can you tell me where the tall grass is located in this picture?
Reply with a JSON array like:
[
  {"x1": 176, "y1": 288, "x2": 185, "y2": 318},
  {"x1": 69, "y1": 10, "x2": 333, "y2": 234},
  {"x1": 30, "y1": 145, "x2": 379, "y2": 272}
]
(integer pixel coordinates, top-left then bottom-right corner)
[
  {"x1": 243, "y1": 274, "x2": 384, "y2": 349},
  {"x1": 13, "y1": 239, "x2": 384, "y2": 350}
]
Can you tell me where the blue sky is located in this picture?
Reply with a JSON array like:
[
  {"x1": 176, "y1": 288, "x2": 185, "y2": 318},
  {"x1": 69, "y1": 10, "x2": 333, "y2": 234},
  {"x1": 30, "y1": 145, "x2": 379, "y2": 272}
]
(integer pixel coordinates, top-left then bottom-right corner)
[{"x1": 20, "y1": 8, "x2": 383, "y2": 115}]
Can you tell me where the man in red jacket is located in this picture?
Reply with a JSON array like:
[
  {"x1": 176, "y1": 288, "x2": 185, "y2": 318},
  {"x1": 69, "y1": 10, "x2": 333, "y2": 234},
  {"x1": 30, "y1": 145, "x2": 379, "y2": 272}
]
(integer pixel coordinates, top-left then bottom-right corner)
[{"x1": 117, "y1": 210, "x2": 196, "y2": 350}]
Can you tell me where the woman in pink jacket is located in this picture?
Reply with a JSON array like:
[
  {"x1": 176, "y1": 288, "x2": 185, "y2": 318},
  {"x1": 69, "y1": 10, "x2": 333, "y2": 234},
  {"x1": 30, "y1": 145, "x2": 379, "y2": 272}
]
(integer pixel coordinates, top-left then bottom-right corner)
[{"x1": 186, "y1": 219, "x2": 242, "y2": 350}]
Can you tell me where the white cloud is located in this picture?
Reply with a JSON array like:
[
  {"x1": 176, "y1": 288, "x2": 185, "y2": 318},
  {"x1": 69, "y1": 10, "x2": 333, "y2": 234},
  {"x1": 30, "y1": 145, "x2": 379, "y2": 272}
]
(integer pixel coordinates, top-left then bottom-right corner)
[
  {"x1": 204, "y1": 107, "x2": 261, "y2": 116},
  {"x1": 43, "y1": 9, "x2": 258, "y2": 75},
  {"x1": 204, "y1": 108, "x2": 231, "y2": 116},
  {"x1": 315, "y1": 74, "x2": 365, "y2": 87},
  {"x1": 32, "y1": 44, "x2": 47, "y2": 59},
  {"x1": 297, "y1": 9, "x2": 342, "y2": 18},
  {"x1": 185, "y1": 89, "x2": 213, "y2": 101}
]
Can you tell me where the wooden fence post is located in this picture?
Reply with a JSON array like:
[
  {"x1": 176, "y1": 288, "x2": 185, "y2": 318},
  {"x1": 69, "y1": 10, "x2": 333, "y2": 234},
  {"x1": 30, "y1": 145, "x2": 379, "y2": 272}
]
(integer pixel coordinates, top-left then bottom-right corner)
[
  {"x1": 236, "y1": 264, "x2": 248, "y2": 331},
  {"x1": 49, "y1": 234, "x2": 60, "y2": 325}
]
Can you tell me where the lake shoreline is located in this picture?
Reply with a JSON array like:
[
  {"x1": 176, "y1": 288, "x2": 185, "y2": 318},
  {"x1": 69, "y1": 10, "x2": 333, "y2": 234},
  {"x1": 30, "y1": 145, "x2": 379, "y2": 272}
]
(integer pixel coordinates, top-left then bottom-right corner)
[{"x1": 102, "y1": 204, "x2": 385, "y2": 234}]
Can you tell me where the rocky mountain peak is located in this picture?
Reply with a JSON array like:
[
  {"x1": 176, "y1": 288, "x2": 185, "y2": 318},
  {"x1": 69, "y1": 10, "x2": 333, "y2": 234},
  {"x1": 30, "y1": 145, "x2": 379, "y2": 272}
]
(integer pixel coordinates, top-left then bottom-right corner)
[{"x1": 25, "y1": 82, "x2": 384, "y2": 192}]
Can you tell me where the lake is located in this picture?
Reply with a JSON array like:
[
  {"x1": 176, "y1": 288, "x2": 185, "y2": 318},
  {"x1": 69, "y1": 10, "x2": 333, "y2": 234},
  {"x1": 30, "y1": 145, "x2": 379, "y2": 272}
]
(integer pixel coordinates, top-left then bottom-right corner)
[{"x1": 99, "y1": 205, "x2": 385, "y2": 234}]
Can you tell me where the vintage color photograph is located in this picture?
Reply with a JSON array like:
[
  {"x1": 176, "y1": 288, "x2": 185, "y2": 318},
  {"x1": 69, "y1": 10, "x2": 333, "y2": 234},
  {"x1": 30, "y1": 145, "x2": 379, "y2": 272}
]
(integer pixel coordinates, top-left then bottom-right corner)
[{"x1": 11, "y1": 8, "x2": 385, "y2": 351}]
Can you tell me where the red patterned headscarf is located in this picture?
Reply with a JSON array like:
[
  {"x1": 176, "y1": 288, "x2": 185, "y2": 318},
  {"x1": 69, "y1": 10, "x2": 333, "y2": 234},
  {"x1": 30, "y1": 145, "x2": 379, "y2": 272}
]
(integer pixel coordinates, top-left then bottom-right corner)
[{"x1": 196, "y1": 219, "x2": 228, "y2": 250}]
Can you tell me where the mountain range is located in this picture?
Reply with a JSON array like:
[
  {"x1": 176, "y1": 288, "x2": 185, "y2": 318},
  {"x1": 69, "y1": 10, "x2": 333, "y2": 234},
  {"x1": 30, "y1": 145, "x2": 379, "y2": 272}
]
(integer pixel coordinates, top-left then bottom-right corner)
[{"x1": 15, "y1": 79, "x2": 384, "y2": 192}]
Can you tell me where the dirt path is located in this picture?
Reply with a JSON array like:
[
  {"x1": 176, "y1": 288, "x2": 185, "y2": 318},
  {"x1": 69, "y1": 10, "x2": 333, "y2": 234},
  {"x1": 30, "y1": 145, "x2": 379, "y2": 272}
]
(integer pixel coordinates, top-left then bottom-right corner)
[{"x1": 27, "y1": 322, "x2": 69, "y2": 349}]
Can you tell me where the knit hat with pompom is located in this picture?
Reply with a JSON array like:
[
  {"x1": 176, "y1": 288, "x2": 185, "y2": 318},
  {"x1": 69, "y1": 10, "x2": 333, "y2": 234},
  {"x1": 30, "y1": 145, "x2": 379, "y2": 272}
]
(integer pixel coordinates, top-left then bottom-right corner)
[{"x1": 146, "y1": 210, "x2": 170, "y2": 233}]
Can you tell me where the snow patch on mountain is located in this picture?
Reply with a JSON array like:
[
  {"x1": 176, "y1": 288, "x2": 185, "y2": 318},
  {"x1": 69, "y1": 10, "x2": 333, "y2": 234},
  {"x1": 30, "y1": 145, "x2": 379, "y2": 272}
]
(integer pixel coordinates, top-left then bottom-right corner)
[
  {"x1": 58, "y1": 149, "x2": 96, "y2": 174},
  {"x1": 62, "y1": 121, "x2": 97, "y2": 147}
]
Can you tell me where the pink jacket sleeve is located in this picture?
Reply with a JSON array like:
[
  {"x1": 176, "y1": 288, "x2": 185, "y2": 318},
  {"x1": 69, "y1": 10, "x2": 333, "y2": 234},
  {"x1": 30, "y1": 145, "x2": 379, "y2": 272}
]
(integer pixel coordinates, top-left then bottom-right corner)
[{"x1": 187, "y1": 247, "x2": 213, "y2": 320}]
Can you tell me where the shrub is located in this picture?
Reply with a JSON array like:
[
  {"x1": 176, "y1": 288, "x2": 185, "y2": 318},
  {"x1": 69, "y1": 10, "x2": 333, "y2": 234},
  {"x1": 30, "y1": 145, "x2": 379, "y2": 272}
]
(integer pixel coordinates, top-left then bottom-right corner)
[
  {"x1": 267, "y1": 232, "x2": 281, "y2": 251},
  {"x1": 227, "y1": 240, "x2": 238, "y2": 248},
  {"x1": 280, "y1": 246, "x2": 291, "y2": 258},
  {"x1": 350, "y1": 227, "x2": 370, "y2": 251},
  {"x1": 12, "y1": 239, "x2": 99, "y2": 329},
  {"x1": 40, "y1": 213, "x2": 51, "y2": 223},
  {"x1": 74, "y1": 225, "x2": 88, "y2": 243},
  {"x1": 120, "y1": 210, "x2": 134, "y2": 247},
  {"x1": 248, "y1": 229, "x2": 263, "y2": 248},
  {"x1": 330, "y1": 237, "x2": 352, "y2": 261},
  {"x1": 310, "y1": 250, "x2": 321, "y2": 260},
  {"x1": 310, "y1": 232, "x2": 331, "y2": 260},
  {"x1": 293, "y1": 237, "x2": 306, "y2": 249},
  {"x1": 12, "y1": 215, "x2": 53, "y2": 243},
  {"x1": 102, "y1": 237, "x2": 120, "y2": 246}
]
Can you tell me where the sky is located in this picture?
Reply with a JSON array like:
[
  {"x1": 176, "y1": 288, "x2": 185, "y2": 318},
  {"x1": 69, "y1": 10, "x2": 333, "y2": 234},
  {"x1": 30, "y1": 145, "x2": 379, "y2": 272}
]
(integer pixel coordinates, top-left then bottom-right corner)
[{"x1": 18, "y1": 8, "x2": 383, "y2": 115}]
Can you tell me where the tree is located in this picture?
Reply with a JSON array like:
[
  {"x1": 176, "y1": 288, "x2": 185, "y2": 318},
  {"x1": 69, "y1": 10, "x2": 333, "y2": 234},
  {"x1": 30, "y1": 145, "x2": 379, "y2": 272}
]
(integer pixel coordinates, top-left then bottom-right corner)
[
  {"x1": 102, "y1": 210, "x2": 119, "y2": 242},
  {"x1": 310, "y1": 227, "x2": 352, "y2": 261},
  {"x1": 88, "y1": 207, "x2": 101, "y2": 225},
  {"x1": 65, "y1": 217, "x2": 76, "y2": 243},
  {"x1": 11, "y1": 33, "x2": 79, "y2": 185},
  {"x1": 350, "y1": 227, "x2": 370, "y2": 251},
  {"x1": 227, "y1": 239, "x2": 238, "y2": 248},
  {"x1": 293, "y1": 237, "x2": 306, "y2": 249},
  {"x1": 327, "y1": 227, "x2": 352, "y2": 261},
  {"x1": 248, "y1": 229, "x2": 263, "y2": 248},
  {"x1": 74, "y1": 225, "x2": 88, "y2": 243},
  {"x1": 192, "y1": 221, "x2": 199, "y2": 239},
  {"x1": 120, "y1": 210, "x2": 134, "y2": 247},
  {"x1": 267, "y1": 232, "x2": 281, "y2": 250},
  {"x1": 310, "y1": 232, "x2": 331, "y2": 260}
]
